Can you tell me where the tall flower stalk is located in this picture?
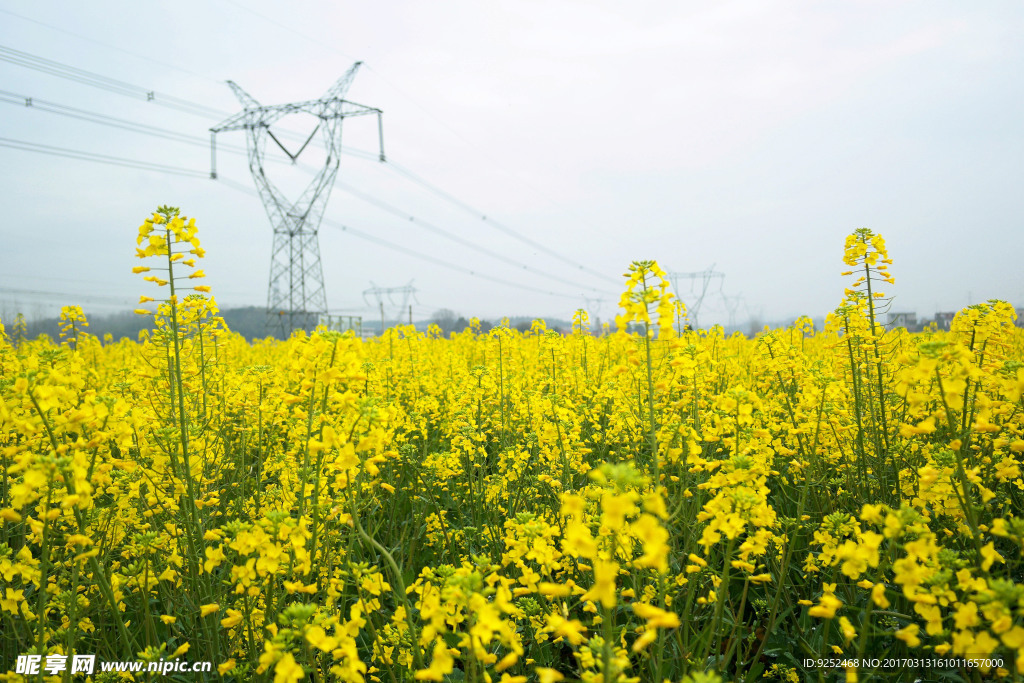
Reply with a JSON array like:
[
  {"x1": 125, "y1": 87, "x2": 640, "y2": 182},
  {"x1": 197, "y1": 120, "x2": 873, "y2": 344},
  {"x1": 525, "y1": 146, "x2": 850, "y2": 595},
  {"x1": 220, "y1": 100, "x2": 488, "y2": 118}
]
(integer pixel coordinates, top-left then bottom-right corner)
[
  {"x1": 616, "y1": 260, "x2": 675, "y2": 484},
  {"x1": 133, "y1": 205, "x2": 221, "y2": 660}
]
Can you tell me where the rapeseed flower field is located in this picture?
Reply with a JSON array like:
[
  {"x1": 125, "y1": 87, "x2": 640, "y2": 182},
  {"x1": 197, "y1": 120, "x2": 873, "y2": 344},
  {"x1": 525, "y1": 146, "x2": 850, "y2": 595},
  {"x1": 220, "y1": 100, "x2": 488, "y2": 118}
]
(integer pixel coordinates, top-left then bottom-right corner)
[{"x1": 2, "y1": 208, "x2": 1023, "y2": 681}]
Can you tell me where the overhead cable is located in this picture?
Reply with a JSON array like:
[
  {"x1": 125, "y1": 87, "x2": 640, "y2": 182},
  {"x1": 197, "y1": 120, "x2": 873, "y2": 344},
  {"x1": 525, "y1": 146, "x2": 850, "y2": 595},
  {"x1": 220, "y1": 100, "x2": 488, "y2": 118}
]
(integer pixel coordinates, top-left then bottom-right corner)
[
  {"x1": 0, "y1": 89, "x2": 247, "y2": 154},
  {"x1": 218, "y1": 178, "x2": 585, "y2": 301},
  {"x1": 335, "y1": 180, "x2": 615, "y2": 296},
  {"x1": 0, "y1": 44, "x2": 227, "y2": 119},
  {"x1": 0, "y1": 8, "x2": 220, "y2": 83},
  {"x1": 0, "y1": 136, "x2": 209, "y2": 178},
  {"x1": 383, "y1": 160, "x2": 620, "y2": 286},
  {"x1": 0, "y1": 286, "x2": 135, "y2": 307},
  {"x1": 0, "y1": 130, "x2": 603, "y2": 301}
]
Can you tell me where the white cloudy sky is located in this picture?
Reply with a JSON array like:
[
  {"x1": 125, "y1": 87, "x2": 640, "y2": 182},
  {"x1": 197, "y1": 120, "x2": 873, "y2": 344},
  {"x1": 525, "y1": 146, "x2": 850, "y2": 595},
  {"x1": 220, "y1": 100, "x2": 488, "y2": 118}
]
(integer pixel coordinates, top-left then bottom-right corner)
[{"x1": 1, "y1": 0, "x2": 1022, "y2": 328}]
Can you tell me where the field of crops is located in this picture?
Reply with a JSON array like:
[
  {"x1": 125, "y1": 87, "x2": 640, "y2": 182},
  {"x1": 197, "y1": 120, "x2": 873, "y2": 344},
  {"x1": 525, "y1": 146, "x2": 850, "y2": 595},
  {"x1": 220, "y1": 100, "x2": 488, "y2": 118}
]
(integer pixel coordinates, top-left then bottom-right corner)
[{"x1": 2, "y1": 208, "x2": 1023, "y2": 682}]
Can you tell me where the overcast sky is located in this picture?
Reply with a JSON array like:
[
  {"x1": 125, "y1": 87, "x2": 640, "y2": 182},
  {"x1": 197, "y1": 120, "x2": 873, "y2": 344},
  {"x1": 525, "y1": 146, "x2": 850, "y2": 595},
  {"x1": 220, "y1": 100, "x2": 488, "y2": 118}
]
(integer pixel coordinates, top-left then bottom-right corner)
[{"x1": 1, "y1": 0, "x2": 1022, "y2": 329}]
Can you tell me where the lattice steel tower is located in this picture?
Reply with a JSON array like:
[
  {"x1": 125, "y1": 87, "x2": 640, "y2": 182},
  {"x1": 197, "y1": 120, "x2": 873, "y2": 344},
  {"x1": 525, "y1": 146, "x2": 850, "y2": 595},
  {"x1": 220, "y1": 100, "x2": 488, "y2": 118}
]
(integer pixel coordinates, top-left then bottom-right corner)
[
  {"x1": 666, "y1": 266, "x2": 725, "y2": 329},
  {"x1": 210, "y1": 62, "x2": 384, "y2": 337}
]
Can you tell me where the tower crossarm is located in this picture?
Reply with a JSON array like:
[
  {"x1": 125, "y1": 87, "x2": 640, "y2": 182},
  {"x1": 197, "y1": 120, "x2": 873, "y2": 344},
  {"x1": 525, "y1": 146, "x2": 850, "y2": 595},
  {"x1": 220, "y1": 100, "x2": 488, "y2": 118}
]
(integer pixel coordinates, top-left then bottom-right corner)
[
  {"x1": 210, "y1": 68, "x2": 378, "y2": 134},
  {"x1": 208, "y1": 109, "x2": 257, "y2": 134},
  {"x1": 210, "y1": 100, "x2": 380, "y2": 133}
]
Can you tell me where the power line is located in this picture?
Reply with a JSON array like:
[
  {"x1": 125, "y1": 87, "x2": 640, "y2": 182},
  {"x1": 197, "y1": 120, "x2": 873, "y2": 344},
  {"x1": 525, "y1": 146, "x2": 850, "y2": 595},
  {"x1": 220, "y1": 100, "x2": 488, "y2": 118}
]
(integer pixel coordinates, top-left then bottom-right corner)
[
  {"x1": 0, "y1": 87, "x2": 383, "y2": 165},
  {"x1": 0, "y1": 129, "x2": 600, "y2": 302},
  {"x1": 217, "y1": 0, "x2": 362, "y2": 63},
  {"x1": 382, "y1": 159, "x2": 620, "y2": 286},
  {"x1": 0, "y1": 136, "x2": 209, "y2": 178},
  {"x1": 0, "y1": 8, "x2": 220, "y2": 84},
  {"x1": 335, "y1": 180, "x2": 615, "y2": 295},
  {"x1": 217, "y1": 178, "x2": 585, "y2": 301},
  {"x1": 0, "y1": 45, "x2": 375, "y2": 152},
  {"x1": 323, "y1": 218, "x2": 585, "y2": 301},
  {"x1": 0, "y1": 286, "x2": 135, "y2": 307},
  {"x1": 0, "y1": 131, "x2": 606, "y2": 304},
  {"x1": 0, "y1": 88, "x2": 248, "y2": 154},
  {"x1": 323, "y1": 220, "x2": 586, "y2": 301},
  {"x1": 0, "y1": 44, "x2": 227, "y2": 119},
  {"x1": 0, "y1": 271, "x2": 259, "y2": 302}
]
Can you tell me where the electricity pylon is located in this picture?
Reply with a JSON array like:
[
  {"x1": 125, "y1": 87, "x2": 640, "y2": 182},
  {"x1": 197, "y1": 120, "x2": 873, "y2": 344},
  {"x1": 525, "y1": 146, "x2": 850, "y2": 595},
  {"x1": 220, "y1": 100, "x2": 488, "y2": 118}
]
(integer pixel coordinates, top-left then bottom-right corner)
[
  {"x1": 210, "y1": 62, "x2": 384, "y2": 337},
  {"x1": 666, "y1": 266, "x2": 725, "y2": 329},
  {"x1": 722, "y1": 293, "x2": 744, "y2": 328},
  {"x1": 363, "y1": 281, "x2": 418, "y2": 333},
  {"x1": 582, "y1": 296, "x2": 605, "y2": 316}
]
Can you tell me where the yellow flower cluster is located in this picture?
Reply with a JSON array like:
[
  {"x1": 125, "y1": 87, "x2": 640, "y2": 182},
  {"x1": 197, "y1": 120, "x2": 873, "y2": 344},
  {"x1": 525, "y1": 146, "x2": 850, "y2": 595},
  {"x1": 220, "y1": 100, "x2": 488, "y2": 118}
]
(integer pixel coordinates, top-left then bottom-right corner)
[
  {"x1": 1, "y1": 214, "x2": 1023, "y2": 681},
  {"x1": 133, "y1": 205, "x2": 211, "y2": 316}
]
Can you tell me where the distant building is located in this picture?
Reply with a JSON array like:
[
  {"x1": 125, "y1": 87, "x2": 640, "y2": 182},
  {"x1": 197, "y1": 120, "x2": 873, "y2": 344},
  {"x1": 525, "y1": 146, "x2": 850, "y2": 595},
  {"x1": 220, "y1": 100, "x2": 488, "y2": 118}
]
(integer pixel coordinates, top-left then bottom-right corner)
[
  {"x1": 933, "y1": 312, "x2": 956, "y2": 330},
  {"x1": 886, "y1": 312, "x2": 918, "y2": 331}
]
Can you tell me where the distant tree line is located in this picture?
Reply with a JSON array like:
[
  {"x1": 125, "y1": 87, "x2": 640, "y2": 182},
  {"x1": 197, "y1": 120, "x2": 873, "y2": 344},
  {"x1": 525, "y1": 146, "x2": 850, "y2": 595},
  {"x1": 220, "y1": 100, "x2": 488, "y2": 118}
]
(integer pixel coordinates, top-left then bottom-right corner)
[
  {"x1": 428, "y1": 309, "x2": 580, "y2": 335},
  {"x1": 11, "y1": 306, "x2": 581, "y2": 343},
  {"x1": 21, "y1": 307, "x2": 276, "y2": 342}
]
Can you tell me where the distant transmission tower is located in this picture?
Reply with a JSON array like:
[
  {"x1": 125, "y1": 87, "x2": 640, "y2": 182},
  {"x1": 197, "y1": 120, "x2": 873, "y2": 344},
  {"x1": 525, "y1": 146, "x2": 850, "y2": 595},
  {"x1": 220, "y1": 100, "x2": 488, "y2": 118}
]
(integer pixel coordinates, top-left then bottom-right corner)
[
  {"x1": 722, "y1": 293, "x2": 744, "y2": 328},
  {"x1": 210, "y1": 62, "x2": 384, "y2": 337},
  {"x1": 582, "y1": 296, "x2": 605, "y2": 316},
  {"x1": 666, "y1": 266, "x2": 725, "y2": 329},
  {"x1": 363, "y1": 281, "x2": 418, "y2": 333}
]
